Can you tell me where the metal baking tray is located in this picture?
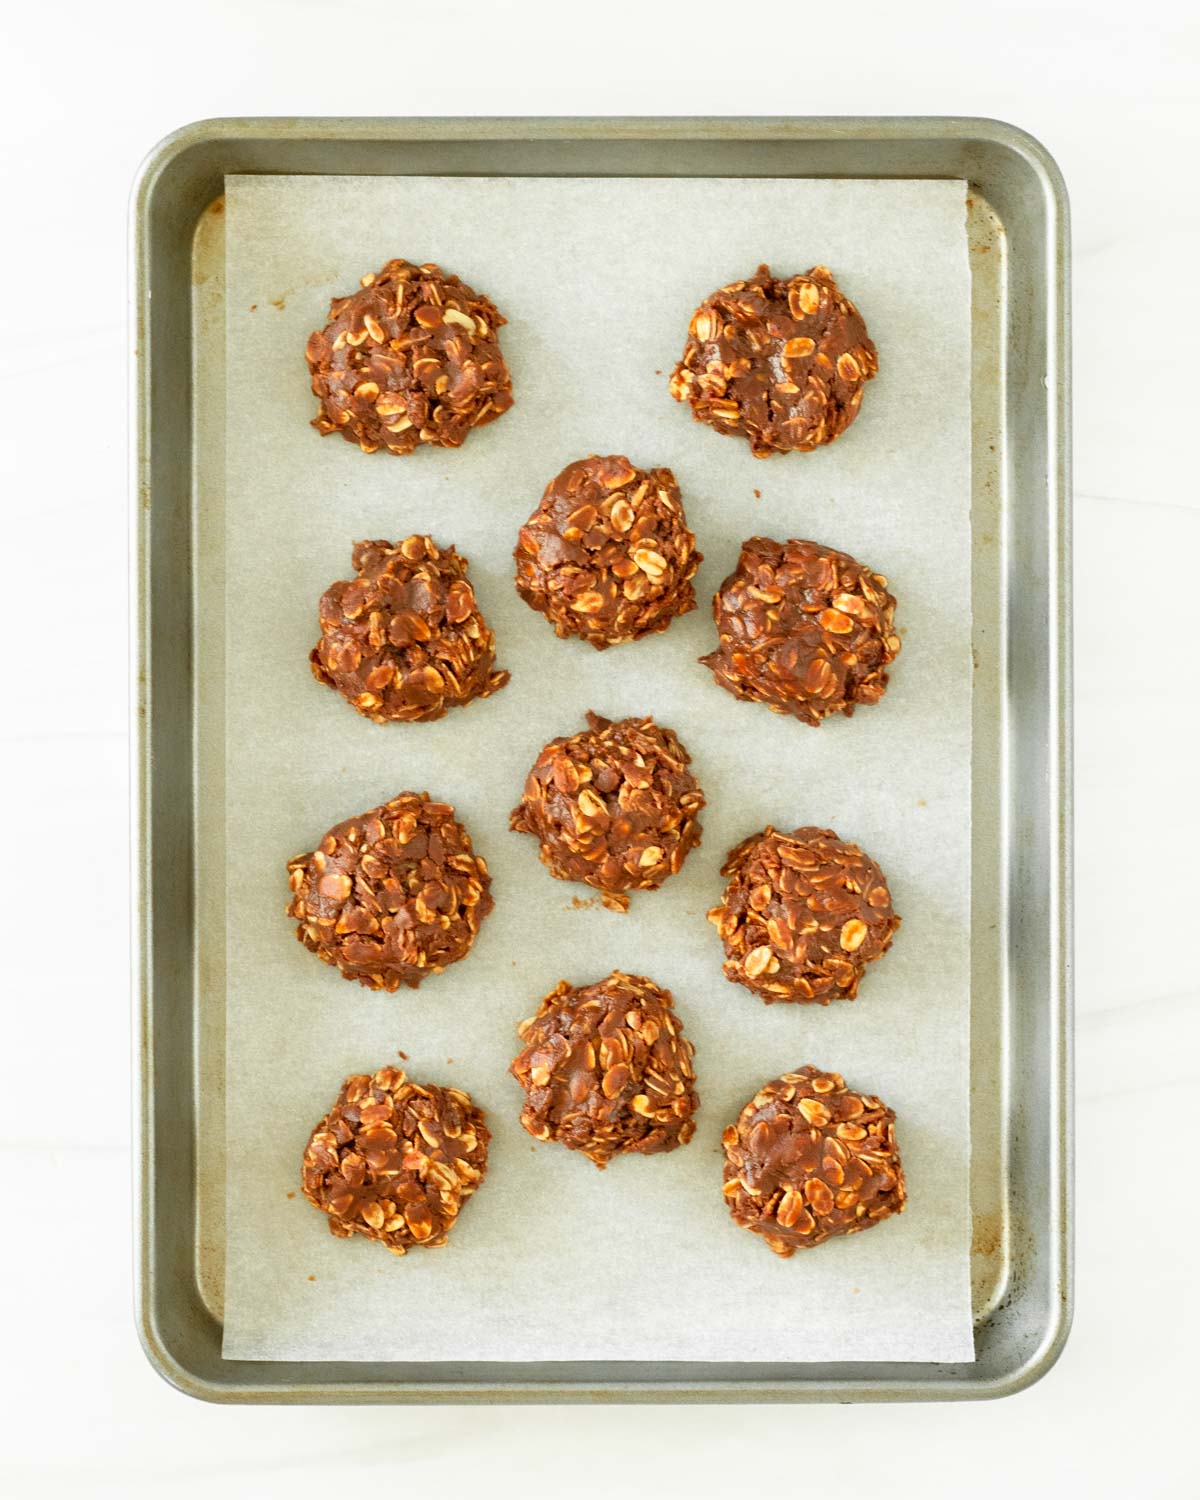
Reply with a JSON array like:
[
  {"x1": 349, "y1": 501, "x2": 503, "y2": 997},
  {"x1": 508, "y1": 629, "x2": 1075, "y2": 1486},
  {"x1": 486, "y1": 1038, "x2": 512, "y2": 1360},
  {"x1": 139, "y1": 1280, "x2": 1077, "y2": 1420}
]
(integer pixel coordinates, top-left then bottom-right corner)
[{"x1": 132, "y1": 116, "x2": 1072, "y2": 1403}]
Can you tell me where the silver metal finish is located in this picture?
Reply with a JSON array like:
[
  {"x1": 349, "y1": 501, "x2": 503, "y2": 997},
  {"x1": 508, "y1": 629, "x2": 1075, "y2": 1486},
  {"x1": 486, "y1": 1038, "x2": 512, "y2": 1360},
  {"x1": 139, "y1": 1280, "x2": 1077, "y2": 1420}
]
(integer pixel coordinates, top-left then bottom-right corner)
[{"x1": 132, "y1": 117, "x2": 1072, "y2": 1403}]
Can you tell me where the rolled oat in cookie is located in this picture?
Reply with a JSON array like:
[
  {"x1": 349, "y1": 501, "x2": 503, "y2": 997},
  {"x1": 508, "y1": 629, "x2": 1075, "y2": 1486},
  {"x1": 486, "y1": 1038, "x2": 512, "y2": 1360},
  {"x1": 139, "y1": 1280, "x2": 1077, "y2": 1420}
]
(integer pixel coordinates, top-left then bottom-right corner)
[
  {"x1": 305, "y1": 258, "x2": 513, "y2": 455},
  {"x1": 311, "y1": 535, "x2": 509, "y2": 724},
  {"x1": 709, "y1": 825, "x2": 899, "y2": 1002},
  {"x1": 303, "y1": 1066, "x2": 489, "y2": 1254},
  {"x1": 287, "y1": 792, "x2": 493, "y2": 991},
  {"x1": 514, "y1": 455, "x2": 701, "y2": 649},
  {"x1": 701, "y1": 536, "x2": 899, "y2": 726},
  {"x1": 722, "y1": 1066, "x2": 905, "y2": 1255},
  {"x1": 669, "y1": 265, "x2": 876, "y2": 456},
  {"x1": 510, "y1": 712, "x2": 705, "y2": 912},
  {"x1": 511, "y1": 971, "x2": 699, "y2": 1169}
]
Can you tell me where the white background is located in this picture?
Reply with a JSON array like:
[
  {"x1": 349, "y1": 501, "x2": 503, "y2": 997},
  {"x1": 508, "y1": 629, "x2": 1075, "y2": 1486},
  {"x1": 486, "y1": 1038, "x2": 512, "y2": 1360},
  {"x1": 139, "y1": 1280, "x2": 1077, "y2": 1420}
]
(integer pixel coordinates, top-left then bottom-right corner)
[{"x1": 1, "y1": 1, "x2": 1196, "y2": 1495}]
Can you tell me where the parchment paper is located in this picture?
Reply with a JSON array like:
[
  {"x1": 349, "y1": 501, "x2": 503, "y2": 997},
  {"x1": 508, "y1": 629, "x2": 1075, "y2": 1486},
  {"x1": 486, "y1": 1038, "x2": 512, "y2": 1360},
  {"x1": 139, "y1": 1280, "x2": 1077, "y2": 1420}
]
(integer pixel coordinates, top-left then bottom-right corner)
[{"x1": 221, "y1": 175, "x2": 974, "y2": 1364}]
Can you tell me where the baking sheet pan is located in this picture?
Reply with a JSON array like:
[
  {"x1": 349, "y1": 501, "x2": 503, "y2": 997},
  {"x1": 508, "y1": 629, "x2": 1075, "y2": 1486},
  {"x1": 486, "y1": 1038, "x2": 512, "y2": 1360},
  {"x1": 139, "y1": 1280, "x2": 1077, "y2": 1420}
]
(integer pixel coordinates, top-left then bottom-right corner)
[{"x1": 132, "y1": 117, "x2": 1072, "y2": 1402}]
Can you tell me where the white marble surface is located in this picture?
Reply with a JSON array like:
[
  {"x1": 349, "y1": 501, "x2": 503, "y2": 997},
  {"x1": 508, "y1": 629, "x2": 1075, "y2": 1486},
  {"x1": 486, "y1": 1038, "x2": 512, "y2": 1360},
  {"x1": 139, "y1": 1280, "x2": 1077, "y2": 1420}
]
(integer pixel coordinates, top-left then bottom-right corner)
[{"x1": 1, "y1": 1, "x2": 1197, "y2": 1495}]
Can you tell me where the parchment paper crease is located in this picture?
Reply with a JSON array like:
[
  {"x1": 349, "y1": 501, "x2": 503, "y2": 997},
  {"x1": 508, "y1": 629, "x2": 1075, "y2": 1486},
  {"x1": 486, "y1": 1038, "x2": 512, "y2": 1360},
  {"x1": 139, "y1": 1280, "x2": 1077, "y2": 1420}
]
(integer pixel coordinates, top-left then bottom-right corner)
[{"x1": 221, "y1": 175, "x2": 975, "y2": 1363}]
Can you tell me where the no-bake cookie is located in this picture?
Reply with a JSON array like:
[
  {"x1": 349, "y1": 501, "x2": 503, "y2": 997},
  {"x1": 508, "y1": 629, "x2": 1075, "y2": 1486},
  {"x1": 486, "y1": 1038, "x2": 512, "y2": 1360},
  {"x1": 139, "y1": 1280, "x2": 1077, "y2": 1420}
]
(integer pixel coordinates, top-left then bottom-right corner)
[
  {"x1": 311, "y1": 536, "x2": 509, "y2": 723},
  {"x1": 305, "y1": 258, "x2": 513, "y2": 455},
  {"x1": 701, "y1": 536, "x2": 899, "y2": 725},
  {"x1": 287, "y1": 792, "x2": 493, "y2": 990},
  {"x1": 722, "y1": 1066, "x2": 905, "y2": 1255},
  {"x1": 670, "y1": 265, "x2": 876, "y2": 456},
  {"x1": 708, "y1": 825, "x2": 899, "y2": 1002},
  {"x1": 303, "y1": 1066, "x2": 489, "y2": 1254},
  {"x1": 514, "y1": 455, "x2": 701, "y2": 648},
  {"x1": 511, "y1": 971, "x2": 699, "y2": 1168},
  {"x1": 510, "y1": 712, "x2": 704, "y2": 911}
]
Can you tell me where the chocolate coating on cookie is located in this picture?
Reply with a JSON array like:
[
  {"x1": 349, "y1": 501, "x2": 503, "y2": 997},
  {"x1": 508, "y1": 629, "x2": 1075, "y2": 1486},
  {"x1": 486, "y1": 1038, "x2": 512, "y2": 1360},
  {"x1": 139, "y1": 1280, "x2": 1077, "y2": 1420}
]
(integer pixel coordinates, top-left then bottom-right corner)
[
  {"x1": 510, "y1": 712, "x2": 705, "y2": 912},
  {"x1": 722, "y1": 1066, "x2": 905, "y2": 1255},
  {"x1": 511, "y1": 971, "x2": 699, "y2": 1168},
  {"x1": 305, "y1": 258, "x2": 513, "y2": 455},
  {"x1": 287, "y1": 792, "x2": 493, "y2": 990},
  {"x1": 303, "y1": 1066, "x2": 489, "y2": 1254},
  {"x1": 311, "y1": 536, "x2": 509, "y2": 723},
  {"x1": 669, "y1": 265, "x2": 877, "y2": 456},
  {"x1": 514, "y1": 455, "x2": 701, "y2": 648},
  {"x1": 701, "y1": 537, "x2": 899, "y2": 725},
  {"x1": 709, "y1": 826, "x2": 899, "y2": 1002}
]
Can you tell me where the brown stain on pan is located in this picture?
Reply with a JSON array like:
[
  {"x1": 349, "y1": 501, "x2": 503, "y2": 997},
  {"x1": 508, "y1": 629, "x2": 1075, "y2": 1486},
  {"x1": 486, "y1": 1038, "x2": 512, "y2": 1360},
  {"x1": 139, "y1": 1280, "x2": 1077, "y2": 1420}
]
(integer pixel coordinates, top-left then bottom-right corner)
[{"x1": 972, "y1": 1211, "x2": 1004, "y2": 1263}]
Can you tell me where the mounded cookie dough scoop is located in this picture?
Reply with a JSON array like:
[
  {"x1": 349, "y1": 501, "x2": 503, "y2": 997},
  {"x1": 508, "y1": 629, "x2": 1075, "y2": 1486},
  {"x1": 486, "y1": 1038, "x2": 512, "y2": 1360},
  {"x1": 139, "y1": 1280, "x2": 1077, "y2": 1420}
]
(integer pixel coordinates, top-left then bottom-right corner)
[
  {"x1": 509, "y1": 712, "x2": 705, "y2": 912},
  {"x1": 513, "y1": 455, "x2": 701, "y2": 648},
  {"x1": 669, "y1": 264, "x2": 876, "y2": 456},
  {"x1": 709, "y1": 825, "x2": 899, "y2": 1002},
  {"x1": 287, "y1": 792, "x2": 493, "y2": 991},
  {"x1": 303, "y1": 1066, "x2": 489, "y2": 1254},
  {"x1": 701, "y1": 537, "x2": 899, "y2": 726},
  {"x1": 305, "y1": 258, "x2": 513, "y2": 455},
  {"x1": 722, "y1": 1066, "x2": 905, "y2": 1256},
  {"x1": 311, "y1": 536, "x2": 509, "y2": 723},
  {"x1": 511, "y1": 971, "x2": 699, "y2": 1168}
]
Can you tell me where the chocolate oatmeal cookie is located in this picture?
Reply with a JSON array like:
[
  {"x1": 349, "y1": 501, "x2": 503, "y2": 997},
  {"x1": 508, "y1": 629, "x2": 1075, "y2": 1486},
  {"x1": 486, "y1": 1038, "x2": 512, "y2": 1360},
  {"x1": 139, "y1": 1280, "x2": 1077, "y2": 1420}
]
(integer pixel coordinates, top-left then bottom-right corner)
[
  {"x1": 708, "y1": 825, "x2": 899, "y2": 1002},
  {"x1": 303, "y1": 1066, "x2": 489, "y2": 1254},
  {"x1": 305, "y1": 258, "x2": 513, "y2": 455},
  {"x1": 311, "y1": 536, "x2": 509, "y2": 723},
  {"x1": 287, "y1": 793, "x2": 493, "y2": 990},
  {"x1": 669, "y1": 265, "x2": 876, "y2": 456},
  {"x1": 511, "y1": 971, "x2": 699, "y2": 1168},
  {"x1": 510, "y1": 712, "x2": 705, "y2": 911},
  {"x1": 701, "y1": 537, "x2": 899, "y2": 725},
  {"x1": 722, "y1": 1066, "x2": 905, "y2": 1255},
  {"x1": 514, "y1": 455, "x2": 700, "y2": 648}
]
